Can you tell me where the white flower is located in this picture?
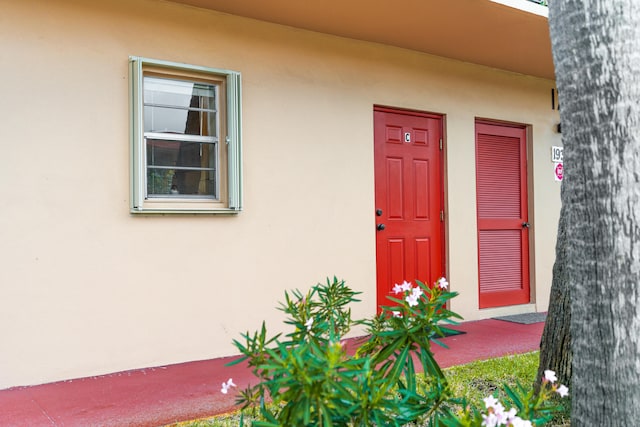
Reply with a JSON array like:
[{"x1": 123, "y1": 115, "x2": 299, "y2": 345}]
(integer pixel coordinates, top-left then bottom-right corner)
[
  {"x1": 304, "y1": 317, "x2": 314, "y2": 331},
  {"x1": 544, "y1": 369, "x2": 557, "y2": 383},
  {"x1": 405, "y1": 293, "x2": 419, "y2": 307},
  {"x1": 399, "y1": 280, "x2": 412, "y2": 291},
  {"x1": 411, "y1": 286, "x2": 423, "y2": 298},
  {"x1": 509, "y1": 417, "x2": 532, "y2": 427},
  {"x1": 483, "y1": 395, "x2": 500, "y2": 410},
  {"x1": 482, "y1": 396, "x2": 517, "y2": 427},
  {"x1": 392, "y1": 311, "x2": 403, "y2": 318},
  {"x1": 437, "y1": 277, "x2": 449, "y2": 289},
  {"x1": 392, "y1": 283, "x2": 404, "y2": 294},
  {"x1": 481, "y1": 396, "x2": 533, "y2": 427},
  {"x1": 493, "y1": 401, "x2": 505, "y2": 415},
  {"x1": 481, "y1": 412, "x2": 498, "y2": 427},
  {"x1": 556, "y1": 384, "x2": 569, "y2": 398},
  {"x1": 504, "y1": 407, "x2": 517, "y2": 420},
  {"x1": 494, "y1": 410, "x2": 508, "y2": 425},
  {"x1": 221, "y1": 378, "x2": 236, "y2": 394}
]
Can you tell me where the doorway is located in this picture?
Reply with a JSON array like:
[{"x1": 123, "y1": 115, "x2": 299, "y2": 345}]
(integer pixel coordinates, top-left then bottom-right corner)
[
  {"x1": 475, "y1": 121, "x2": 530, "y2": 308},
  {"x1": 374, "y1": 107, "x2": 445, "y2": 309}
]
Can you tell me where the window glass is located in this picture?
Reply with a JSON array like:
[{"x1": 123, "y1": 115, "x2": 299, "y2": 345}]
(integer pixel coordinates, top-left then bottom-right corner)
[
  {"x1": 143, "y1": 77, "x2": 217, "y2": 137},
  {"x1": 143, "y1": 76, "x2": 218, "y2": 199},
  {"x1": 146, "y1": 138, "x2": 216, "y2": 196},
  {"x1": 146, "y1": 168, "x2": 216, "y2": 196}
]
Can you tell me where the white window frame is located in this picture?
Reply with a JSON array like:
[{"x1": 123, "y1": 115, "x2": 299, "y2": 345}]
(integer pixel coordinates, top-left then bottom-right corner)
[{"x1": 129, "y1": 56, "x2": 242, "y2": 213}]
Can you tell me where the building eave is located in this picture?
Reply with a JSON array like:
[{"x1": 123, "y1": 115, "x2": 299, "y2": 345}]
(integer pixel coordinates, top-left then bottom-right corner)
[{"x1": 166, "y1": 0, "x2": 554, "y2": 80}]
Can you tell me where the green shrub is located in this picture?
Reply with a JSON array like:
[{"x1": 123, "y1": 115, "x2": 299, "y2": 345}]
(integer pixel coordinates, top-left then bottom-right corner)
[{"x1": 224, "y1": 277, "x2": 567, "y2": 427}]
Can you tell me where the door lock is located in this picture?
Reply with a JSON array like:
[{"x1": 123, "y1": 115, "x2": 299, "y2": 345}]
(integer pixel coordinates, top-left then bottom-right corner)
[
  {"x1": 377, "y1": 224, "x2": 386, "y2": 231},
  {"x1": 522, "y1": 222, "x2": 530, "y2": 228}
]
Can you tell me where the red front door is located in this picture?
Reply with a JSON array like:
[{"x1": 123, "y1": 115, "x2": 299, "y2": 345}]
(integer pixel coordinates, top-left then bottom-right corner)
[
  {"x1": 475, "y1": 122, "x2": 530, "y2": 308},
  {"x1": 374, "y1": 107, "x2": 445, "y2": 310}
]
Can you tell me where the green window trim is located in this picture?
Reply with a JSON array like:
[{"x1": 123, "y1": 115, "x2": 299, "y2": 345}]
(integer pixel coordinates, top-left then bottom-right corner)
[{"x1": 129, "y1": 56, "x2": 242, "y2": 214}]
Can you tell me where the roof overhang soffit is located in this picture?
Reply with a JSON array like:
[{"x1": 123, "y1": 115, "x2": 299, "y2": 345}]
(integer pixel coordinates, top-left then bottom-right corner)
[{"x1": 168, "y1": 0, "x2": 554, "y2": 80}]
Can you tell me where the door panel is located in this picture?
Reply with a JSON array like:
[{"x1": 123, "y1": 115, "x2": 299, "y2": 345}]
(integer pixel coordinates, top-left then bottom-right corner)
[
  {"x1": 479, "y1": 230, "x2": 523, "y2": 292},
  {"x1": 374, "y1": 108, "x2": 444, "y2": 310},
  {"x1": 415, "y1": 238, "x2": 432, "y2": 281},
  {"x1": 475, "y1": 122, "x2": 530, "y2": 308},
  {"x1": 414, "y1": 160, "x2": 431, "y2": 218}
]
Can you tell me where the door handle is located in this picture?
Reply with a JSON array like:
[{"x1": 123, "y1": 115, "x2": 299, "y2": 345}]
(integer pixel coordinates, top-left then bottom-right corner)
[
  {"x1": 377, "y1": 224, "x2": 385, "y2": 231},
  {"x1": 522, "y1": 222, "x2": 530, "y2": 228}
]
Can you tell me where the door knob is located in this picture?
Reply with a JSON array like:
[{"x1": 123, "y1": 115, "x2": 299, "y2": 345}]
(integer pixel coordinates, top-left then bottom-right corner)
[
  {"x1": 522, "y1": 222, "x2": 530, "y2": 228},
  {"x1": 376, "y1": 209, "x2": 383, "y2": 216},
  {"x1": 377, "y1": 224, "x2": 385, "y2": 231}
]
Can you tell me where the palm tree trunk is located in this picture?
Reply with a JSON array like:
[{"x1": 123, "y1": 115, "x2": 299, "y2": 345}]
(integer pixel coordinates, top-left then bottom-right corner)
[
  {"x1": 550, "y1": 0, "x2": 640, "y2": 424},
  {"x1": 537, "y1": 190, "x2": 571, "y2": 388}
]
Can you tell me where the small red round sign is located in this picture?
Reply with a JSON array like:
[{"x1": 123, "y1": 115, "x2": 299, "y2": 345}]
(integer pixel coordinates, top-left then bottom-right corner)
[{"x1": 555, "y1": 163, "x2": 564, "y2": 181}]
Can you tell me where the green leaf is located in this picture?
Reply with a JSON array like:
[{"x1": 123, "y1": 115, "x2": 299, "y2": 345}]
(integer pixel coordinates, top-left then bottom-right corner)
[
  {"x1": 372, "y1": 336, "x2": 405, "y2": 364},
  {"x1": 387, "y1": 344, "x2": 410, "y2": 384},
  {"x1": 224, "y1": 354, "x2": 248, "y2": 367},
  {"x1": 431, "y1": 337, "x2": 449, "y2": 349}
]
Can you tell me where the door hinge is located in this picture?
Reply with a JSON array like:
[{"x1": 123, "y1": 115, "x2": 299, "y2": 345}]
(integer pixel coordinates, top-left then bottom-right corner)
[
  {"x1": 439, "y1": 138, "x2": 443, "y2": 150},
  {"x1": 440, "y1": 210, "x2": 444, "y2": 221}
]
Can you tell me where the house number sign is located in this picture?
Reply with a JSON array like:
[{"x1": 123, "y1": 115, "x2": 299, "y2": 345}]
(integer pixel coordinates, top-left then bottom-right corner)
[
  {"x1": 551, "y1": 146, "x2": 563, "y2": 162},
  {"x1": 552, "y1": 146, "x2": 563, "y2": 182}
]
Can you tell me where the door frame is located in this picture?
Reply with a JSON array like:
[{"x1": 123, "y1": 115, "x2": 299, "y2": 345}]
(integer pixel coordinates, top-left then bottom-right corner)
[{"x1": 373, "y1": 105, "x2": 447, "y2": 309}]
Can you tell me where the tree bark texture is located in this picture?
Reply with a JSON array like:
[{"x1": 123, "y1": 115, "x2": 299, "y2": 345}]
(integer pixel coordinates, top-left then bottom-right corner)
[
  {"x1": 550, "y1": 1, "x2": 640, "y2": 425},
  {"x1": 537, "y1": 190, "x2": 571, "y2": 388}
]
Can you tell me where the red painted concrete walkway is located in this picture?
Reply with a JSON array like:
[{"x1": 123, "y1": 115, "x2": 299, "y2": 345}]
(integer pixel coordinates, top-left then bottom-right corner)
[{"x1": 0, "y1": 319, "x2": 543, "y2": 427}]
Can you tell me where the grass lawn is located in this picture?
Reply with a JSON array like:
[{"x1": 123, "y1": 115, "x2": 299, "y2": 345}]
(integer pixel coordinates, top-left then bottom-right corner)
[
  {"x1": 165, "y1": 351, "x2": 570, "y2": 427},
  {"x1": 443, "y1": 352, "x2": 570, "y2": 426}
]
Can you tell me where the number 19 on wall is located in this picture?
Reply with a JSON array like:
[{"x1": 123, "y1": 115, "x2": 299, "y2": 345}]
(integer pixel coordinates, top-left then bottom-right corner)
[{"x1": 551, "y1": 146, "x2": 563, "y2": 163}]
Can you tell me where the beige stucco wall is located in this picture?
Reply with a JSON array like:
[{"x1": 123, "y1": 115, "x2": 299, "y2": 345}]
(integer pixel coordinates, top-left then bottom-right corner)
[{"x1": 0, "y1": 0, "x2": 561, "y2": 389}]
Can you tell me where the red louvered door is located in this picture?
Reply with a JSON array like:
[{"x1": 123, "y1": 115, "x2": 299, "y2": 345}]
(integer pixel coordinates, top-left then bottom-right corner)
[
  {"x1": 475, "y1": 122, "x2": 529, "y2": 308},
  {"x1": 374, "y1": 107, "x2": 445, "y2": 310}
]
